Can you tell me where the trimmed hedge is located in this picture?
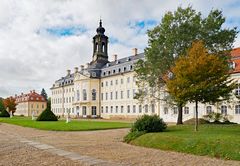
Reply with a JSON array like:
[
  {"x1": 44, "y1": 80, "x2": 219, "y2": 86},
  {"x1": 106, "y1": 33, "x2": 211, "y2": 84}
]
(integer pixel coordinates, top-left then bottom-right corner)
[
  {"x1": 36, "y1": 107, "x2": 58, "y2": 121},
  {"x1": 0, "y1": 109, "x2": 10, "y2": 117}
]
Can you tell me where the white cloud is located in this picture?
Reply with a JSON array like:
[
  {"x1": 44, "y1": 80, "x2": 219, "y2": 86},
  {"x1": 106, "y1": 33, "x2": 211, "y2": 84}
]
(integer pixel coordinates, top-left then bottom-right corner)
[{"x1": 0, "y1": 0, "x2": 239, "y2": 97}]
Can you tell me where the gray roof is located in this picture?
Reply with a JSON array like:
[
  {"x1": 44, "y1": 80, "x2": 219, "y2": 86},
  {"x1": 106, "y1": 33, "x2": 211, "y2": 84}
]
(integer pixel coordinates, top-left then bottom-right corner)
[{"x1": 51, "y1": 53, "x2": 145, "y2": 88}]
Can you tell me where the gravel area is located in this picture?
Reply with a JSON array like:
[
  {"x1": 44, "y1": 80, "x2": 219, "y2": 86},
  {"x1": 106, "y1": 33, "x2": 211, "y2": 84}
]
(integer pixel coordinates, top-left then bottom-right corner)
[{"x1": 0, "y1": 123, "x2": 239, "y2": 166}]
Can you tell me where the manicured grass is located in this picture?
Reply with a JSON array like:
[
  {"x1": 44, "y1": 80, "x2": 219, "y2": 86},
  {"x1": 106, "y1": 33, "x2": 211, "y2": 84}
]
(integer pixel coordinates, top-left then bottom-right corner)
[
  {"x1": 131, "y1": 124, "x2": 240, "y2": 160},
  {"x1": 0, "y1": 116, "x2": 131, "y2": 131}
]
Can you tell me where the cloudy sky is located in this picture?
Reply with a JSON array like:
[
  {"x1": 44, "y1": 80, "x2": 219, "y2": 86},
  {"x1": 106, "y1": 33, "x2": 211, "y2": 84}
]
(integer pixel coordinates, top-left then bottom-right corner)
[{"x1": 0, "y1": 0, "x2": 239, "y2": 98}]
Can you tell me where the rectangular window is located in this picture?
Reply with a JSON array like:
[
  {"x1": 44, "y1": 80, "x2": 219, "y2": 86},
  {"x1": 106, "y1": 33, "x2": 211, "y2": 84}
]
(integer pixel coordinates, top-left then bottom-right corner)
[
  {"x1": 106, "y1": 93, "x2": 108, "y2": 100},
  {"x1": 82, "y1": 106, "x2": 86, "y2": 115},
  {"x1": 110, "y1": 92, "x2": 113, "y2": 100},
  {"x1": 127, "y1": 90, "x2": 130, "y2": 98},
  {"x1": 83, "y1": 89, "x2": 87, "y2": 100},
  {"x1": 151, "y1": 104, "x2": 155, "y2": 113},
  {"x1": 115, "y1": 91, "x2": 118, "y2": 100},
  {"x1": 91, "y1": 106, "x2": 96, "y2": 115},
  {"x1": 116, "y1": 106, "x2": 118, "y2": 113},
  {"x1": 110, "y1": 80, "x2": 113, "y2": 86},
  {"x1": 106, "y1": 81, "x2": 108, "y2": 86},
  {"x1": 101, "y1": 106, "x2": 103, "y2": 113},
  {"x1": 206, "y1": 106, "x2": 212, "y2": 114},
  {"x1": 127, "y1": 105, "x2": 130, "y2": 113},
  {"x1": 127, "y1": 77, "x2": 130, "y2": 83},
  {"x1": 145, "y1": 105, "x2": 148, "y2": 113},
  {"x1": 235, "y1": 84, "x2": 240, "y2": 96},
  {"x1": 184, "y1": 107, "x2": 189, "y2": 114},
  {"x1": 101, "y1": 93, "x2": 103, "y2": 100},
  {"x1": 115, "y1": 79, "x2": 118, "y2": 85},
  {"x1": 164, "y1": 107, "x2": 168, "y2": 114},
  {"x1": 173, "y1": 107, "x2": 178, "y2": 114},
  {"x1": 221, "y1": 105, "x2": 227, "y2": 115},
  {"x1": 121, "y1": 78, "x2": 123, "y2": 84},
  {"x1": 133, "y1": 105, "x2": 136, "y2": 113},
  {"x1": 139, "y1": 105, "x2": 142, "y2": 113},
  {"x1": 235, "y1": 105, "x2": 240, "y2": 114},
  {"x1": 121, "y1": 91, "x2": 123, "y2": 99},
  {"x1": 101, "y1": 82, "x2": 104, "y2": 87}
]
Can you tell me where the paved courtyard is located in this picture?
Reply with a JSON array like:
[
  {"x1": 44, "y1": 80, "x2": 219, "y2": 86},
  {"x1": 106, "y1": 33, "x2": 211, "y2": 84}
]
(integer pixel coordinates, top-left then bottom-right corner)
[{"x1": 0, "y1": 123, "x2": 239, "y2": 166}]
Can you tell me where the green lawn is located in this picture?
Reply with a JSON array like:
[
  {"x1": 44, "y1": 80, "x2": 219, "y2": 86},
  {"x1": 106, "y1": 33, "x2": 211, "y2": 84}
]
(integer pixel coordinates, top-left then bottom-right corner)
[
  {"x1": 131, "y1": 124, "x2": 240, "y2": 160},
  {"x1": 0, "y1": 116, "x2": 131, "y2": 131}
]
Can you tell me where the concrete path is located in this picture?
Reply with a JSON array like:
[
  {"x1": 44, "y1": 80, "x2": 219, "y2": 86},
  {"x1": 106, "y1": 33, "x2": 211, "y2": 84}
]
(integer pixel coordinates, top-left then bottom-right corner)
[{"x1": 0, "y1": 123, "x2": 239, "y2": 166}]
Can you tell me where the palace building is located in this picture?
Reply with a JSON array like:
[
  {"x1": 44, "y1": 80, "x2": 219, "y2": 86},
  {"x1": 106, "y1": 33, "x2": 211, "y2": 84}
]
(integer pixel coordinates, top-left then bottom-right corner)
[{"x1": 50, "y1": 20, "x2": 240, "y2": 123}]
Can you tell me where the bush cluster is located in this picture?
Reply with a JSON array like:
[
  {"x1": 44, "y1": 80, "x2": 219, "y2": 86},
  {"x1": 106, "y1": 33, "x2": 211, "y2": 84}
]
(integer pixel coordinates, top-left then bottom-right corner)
[
  {"x1": 36, "y1": 107, "x2": 58, "y2": 121},
  {"x1": 131, "y1": 115, "x2": 167, "y2": 132},
  {"x1": 203, "y1": 112, "x2": 236, "y2": 124},
  {"x1": 124, "y1": 115, "x2": 167, "y2": 143}
]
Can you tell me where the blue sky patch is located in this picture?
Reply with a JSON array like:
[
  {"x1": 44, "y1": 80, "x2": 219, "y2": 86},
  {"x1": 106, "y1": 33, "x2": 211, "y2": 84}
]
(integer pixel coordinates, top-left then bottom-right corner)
[
  {"x1": 39, "y1": 25, "x2": 87, "y2": 37},
  {"x1": 128, "y1": 19, "x2": 158, "y2": 34}
]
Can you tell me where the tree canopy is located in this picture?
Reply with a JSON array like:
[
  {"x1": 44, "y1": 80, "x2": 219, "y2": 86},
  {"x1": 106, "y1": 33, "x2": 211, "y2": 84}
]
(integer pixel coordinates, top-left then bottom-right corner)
[
  {"x1": 166, "y1": 41, "x2": 235, "y2": 131},
  {"x1": 0, "y1": 98, "x2": 6, "y2": 112},
  {"x1": 3, "y1": 97, "x2": 16, "y2": 114}
]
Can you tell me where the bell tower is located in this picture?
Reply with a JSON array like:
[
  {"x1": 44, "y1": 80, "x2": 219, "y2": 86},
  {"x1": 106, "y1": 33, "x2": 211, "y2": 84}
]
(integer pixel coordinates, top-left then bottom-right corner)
[{"x1": 91, "y1": 19, "x2": 108, "y2": 65}]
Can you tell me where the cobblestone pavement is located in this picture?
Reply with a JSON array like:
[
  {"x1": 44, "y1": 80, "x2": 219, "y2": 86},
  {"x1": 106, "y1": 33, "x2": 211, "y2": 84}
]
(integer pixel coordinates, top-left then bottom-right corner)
[{"x1": 0, "y1": 123, "x2": 239, "y2": 166}]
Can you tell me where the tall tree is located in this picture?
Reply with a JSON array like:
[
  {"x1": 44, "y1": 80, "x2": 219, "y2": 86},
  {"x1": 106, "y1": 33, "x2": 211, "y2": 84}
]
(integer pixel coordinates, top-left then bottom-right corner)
[
  {"x1": 135, "y1": 6, "x2": 238, "y2": 124},
  {"x1": 167, "y1": 41, "x2": 235, "y2": 131},
  {"x1": 41, "y1": 88, "x2": 48, "y2": 100},
  {"x1": 3, "y1": 97, "x2": 16, "y2": 114}
]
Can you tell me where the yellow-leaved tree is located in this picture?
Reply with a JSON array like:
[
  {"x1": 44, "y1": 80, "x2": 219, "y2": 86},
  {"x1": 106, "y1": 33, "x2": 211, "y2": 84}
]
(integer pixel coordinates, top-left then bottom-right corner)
[{"x1": 167, "y1": 41, "x2": 235, "y2": 131}]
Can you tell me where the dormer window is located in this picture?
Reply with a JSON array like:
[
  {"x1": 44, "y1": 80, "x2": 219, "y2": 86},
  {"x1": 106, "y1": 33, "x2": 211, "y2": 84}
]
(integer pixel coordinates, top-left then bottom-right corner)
[
  {"x1": 124, "y1": 67, "x2": 126, "y2": 71},
  {"x1": 108, "y1": 71, "x2": 111, "y2": 75},
  {"x1": 103, "y1": 72, "x2": 106, "y2": 76},
  {"x1": 130, "y1": 65, "x2": 133, "y2": 70},
  {"x1": 106, "y1": 63, "x2": 109, "y2": 67},
  {"x1": 126, "y1": 57, "x2": 131, "y2": 61},
  {"x1": 116, "y1": 60, "x2": 119, "y2": 64},
  {"x1": 118, "y1": 68, "x2": 121, "y2": 72}
]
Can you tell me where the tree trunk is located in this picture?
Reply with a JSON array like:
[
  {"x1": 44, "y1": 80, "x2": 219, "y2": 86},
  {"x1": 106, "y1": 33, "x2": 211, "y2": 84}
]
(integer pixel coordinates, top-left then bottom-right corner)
[
  {"x1": 177, "y1": 104, "x2": 183, "y2": 125},
  {"x1": 195, "y1": 101, "x2": 198, "y2": 132}
]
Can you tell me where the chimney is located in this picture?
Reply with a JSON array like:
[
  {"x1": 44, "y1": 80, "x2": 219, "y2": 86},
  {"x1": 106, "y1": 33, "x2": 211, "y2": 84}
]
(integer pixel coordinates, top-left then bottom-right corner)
[
  {"x1": 112, "y1": 54, "x2": 118, "y2": 61},
  {"x1": 132, "y1": 48, "x2": 138, "y2": 56},
  {"x1": 67, "y1": 69, "x2": 71, "y2": 76},
  {"x1": 74, "y1": 67, "x2": 78, "y2": 73},
  {"x1": 80, "y1": 65, "x2": 84, "y2": 71},
  {"x1": 33, "y1": 90, "x2": 35, "y2": 93}
]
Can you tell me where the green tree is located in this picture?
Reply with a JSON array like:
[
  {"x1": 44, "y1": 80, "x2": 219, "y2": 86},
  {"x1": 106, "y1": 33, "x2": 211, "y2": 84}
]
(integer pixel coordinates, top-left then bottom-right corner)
[
  {"x1": 41, "y1": 88, "x2": 48, "y2": 100},
  {"x1": 135, "y1": 6, "x2": 238, "y2": 124},
  {"x1": 0, "y1": 98, "x2": 6, "y2": 112},
  {"x1": 167, "y1": 41, "x2": 235, "y2": 131}
]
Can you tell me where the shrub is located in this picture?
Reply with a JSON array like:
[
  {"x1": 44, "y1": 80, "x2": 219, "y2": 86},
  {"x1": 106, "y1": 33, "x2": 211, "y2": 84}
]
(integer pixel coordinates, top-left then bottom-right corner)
[
  {"x1": 36, "y1": 107, "x2": 58, "y2": 121},
  {"x1": 131, "y1": 115, "x2": 167, "y2": 132},
  {"x1": 0, "y1": 109, "x2": 10, "y2": 117}
]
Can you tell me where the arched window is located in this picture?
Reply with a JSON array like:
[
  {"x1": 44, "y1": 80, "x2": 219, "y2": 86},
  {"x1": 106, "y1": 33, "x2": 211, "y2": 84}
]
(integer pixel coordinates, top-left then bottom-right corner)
[{"x1": 92, "y1": 89, "x2": 96, "y2": 100}]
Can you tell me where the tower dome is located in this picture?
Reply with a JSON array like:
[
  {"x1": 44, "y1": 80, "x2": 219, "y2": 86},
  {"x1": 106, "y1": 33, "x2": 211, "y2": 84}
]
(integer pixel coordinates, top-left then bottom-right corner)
[{"x1": 96, "y1": 19, "x2": 105, "y2": 34}]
